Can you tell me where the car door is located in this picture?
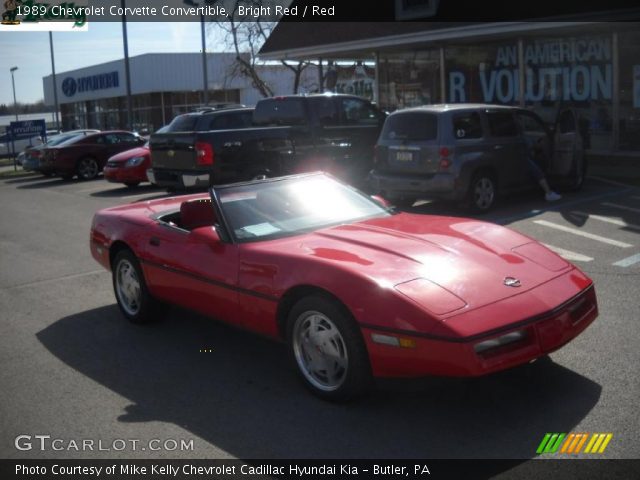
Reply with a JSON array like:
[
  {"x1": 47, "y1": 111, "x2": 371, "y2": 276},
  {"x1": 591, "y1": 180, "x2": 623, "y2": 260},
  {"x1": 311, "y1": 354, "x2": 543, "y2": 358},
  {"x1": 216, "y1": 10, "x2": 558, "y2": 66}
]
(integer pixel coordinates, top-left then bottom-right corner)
[
  {"x1": 515, "y1": 109, "x2": 553, "y2": 176},
  {"x1": 141, "y1": 221, "x2": 240, "y2": 322},
  {"x1": 484, "y1": 110, "x2": 529, "y2": 190},
  {"x1": 549, "y1": 109, "x2": 584, "y2": 177}
]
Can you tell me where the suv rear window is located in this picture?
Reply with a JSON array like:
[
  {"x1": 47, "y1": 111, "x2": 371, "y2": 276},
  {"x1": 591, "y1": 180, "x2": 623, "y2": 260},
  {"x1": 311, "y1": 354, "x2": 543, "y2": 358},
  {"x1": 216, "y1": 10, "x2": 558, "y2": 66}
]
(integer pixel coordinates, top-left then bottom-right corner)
[
  {"x1": 381, "y1": 112, "x2": 437, "y2": 141},
  {"x1": 253, "y1": 98, "x2": 306, "y2": 126}
]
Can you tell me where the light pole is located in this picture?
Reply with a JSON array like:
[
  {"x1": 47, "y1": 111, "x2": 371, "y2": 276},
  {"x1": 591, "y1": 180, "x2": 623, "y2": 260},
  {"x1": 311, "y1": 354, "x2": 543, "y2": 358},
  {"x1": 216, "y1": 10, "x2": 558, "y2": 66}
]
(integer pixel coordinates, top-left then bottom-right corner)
[{"x1": 10, "y1": 66, "x2": 18, "y2": 121}]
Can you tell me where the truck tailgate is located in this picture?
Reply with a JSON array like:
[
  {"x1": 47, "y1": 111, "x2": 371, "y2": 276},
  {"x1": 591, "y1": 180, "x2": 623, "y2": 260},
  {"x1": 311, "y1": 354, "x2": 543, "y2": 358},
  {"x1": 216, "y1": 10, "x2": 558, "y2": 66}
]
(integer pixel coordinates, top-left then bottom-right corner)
[{"x1": 149, "y1": 133, "x2": 198, "y2": 170}]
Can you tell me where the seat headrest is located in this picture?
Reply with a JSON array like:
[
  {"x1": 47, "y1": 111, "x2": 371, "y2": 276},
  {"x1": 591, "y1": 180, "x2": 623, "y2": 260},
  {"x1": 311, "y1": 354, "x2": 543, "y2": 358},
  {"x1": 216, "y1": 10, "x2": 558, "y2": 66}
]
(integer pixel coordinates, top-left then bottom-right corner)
[{"x1": 180, "y1": 199, "x2": 216, "y2": 230}]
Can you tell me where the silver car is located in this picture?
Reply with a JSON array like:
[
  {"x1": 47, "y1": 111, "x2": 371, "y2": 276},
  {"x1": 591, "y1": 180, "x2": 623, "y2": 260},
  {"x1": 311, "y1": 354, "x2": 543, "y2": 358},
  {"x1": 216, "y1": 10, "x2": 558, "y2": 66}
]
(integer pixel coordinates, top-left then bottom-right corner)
[{"x1": 368, "y1": 104, "x2": 584, "y2": 212}]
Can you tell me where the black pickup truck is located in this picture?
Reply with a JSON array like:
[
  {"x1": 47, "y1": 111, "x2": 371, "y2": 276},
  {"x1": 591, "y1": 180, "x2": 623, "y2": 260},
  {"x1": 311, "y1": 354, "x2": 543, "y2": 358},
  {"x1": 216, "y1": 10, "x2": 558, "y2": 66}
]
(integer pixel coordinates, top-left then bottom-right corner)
[{"x1": 148, "y1": 94, "x2": 386, "y2": 189}]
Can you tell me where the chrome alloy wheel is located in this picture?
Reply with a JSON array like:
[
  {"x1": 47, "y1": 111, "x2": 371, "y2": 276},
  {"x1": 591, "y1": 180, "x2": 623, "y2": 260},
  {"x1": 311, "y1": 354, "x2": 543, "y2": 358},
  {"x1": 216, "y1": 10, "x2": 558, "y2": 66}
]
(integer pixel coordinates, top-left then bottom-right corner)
[
  {"x1": 473, "y1": 177, "x2": 495, "y2": 210},
  {"x1": 115, "y1": 259, "x2": 141, "y2": 316},
  {"x1": 292, "y1": 311, "x2": 349, "y2": 392},
  {"x1": 78, "y1": 158, "x2": 98, "y2": 179}
]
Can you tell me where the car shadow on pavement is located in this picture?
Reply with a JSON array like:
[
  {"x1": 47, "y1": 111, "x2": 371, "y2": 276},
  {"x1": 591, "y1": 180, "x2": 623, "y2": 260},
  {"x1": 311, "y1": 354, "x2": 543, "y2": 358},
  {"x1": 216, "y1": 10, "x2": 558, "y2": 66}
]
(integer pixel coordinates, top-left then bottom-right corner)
[
  {"x1": 3, "y1": 175, "x2": 53, "y2": 185},
  {"x1": 16, "y1": 178, "x2": 75, "y2": 189},
  {"x1": 37, "y1": 304, "x2": 602, "y2": 466}
]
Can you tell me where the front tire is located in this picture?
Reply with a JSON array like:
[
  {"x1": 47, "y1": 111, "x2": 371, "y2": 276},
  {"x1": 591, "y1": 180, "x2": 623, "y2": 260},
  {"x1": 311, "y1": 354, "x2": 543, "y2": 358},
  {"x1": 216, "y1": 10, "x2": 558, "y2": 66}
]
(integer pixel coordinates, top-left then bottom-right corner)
[
  {"x1": 287, "y1": 295, "x2": 372, "y2": 401},
  {"x1": 77, "y1": 157, "x2": 99, "y2": 180},
  {"x1": 112, "y1": 250, "x2": 159, "y2": 324}
]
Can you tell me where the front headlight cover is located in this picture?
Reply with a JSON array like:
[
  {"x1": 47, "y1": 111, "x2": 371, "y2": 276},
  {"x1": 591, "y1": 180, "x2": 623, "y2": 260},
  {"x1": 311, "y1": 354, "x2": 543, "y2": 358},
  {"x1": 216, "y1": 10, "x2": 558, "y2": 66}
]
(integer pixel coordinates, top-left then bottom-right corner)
[{"x1": 125, "y1": 156, "x2": 145, "y2": 167}]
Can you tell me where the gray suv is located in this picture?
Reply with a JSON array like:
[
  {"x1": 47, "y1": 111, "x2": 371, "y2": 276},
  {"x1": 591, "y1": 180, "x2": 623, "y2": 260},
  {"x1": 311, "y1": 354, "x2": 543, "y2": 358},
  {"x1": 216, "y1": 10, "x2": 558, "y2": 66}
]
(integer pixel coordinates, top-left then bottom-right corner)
[{"x1": 368, "y1": 104, "x2": 584, "y2": 212}]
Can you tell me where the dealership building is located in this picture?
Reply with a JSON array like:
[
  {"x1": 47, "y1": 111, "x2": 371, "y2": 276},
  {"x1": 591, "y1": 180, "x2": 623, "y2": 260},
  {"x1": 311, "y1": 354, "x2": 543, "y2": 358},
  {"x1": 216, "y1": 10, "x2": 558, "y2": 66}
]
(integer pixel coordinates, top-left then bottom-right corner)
[
  {"x1": 42, "y1": 52, "x2": 317, "y2": 133},
  {"x1": 260, "y1": 17, "x2": 640, "y2": 152}
]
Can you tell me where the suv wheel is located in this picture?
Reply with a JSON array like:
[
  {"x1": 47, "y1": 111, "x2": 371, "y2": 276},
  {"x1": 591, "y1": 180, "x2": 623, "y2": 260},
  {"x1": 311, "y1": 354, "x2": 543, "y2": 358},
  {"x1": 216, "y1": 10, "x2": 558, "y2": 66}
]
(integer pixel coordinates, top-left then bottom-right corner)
[{"x1": 467, "y1": 172, "x2": 497, "y2": 213}]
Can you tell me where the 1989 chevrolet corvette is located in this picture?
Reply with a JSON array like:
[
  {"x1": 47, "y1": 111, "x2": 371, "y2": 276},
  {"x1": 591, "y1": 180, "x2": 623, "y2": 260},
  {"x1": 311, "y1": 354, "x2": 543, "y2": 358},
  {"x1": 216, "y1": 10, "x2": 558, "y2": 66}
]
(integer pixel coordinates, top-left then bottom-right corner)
[{"x1": 90, "y1": 172, "x2": 598, "y2": 400}]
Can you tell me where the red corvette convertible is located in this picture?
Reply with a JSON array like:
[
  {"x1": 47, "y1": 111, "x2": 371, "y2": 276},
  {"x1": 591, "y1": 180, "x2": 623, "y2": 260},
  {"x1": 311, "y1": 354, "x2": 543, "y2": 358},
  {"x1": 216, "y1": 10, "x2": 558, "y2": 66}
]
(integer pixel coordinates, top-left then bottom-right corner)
[{"x1": 90, "y1": 173, "x2": 598, "y2": 401}]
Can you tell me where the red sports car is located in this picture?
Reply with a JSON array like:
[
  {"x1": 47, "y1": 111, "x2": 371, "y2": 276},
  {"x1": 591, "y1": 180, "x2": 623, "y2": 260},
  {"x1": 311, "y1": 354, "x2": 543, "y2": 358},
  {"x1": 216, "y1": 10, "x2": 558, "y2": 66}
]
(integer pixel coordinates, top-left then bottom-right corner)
[
  {"x1": 90, "y1": 173, "x2": 598, "y2": 401},
  {"x1": 103, "y1": 144, "x2": 150, "y2": 187}
]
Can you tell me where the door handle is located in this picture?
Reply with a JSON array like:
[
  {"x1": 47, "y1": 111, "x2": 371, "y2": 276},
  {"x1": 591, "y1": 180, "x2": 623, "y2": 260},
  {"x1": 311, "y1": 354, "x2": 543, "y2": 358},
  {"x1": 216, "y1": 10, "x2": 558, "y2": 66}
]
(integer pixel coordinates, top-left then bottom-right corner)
[
  {"x1": 494, "y1": 145, "x2": 504, "y2": 150},
  {"x1": 149, "y1": 237, "x2": 161, "y2": 247}
]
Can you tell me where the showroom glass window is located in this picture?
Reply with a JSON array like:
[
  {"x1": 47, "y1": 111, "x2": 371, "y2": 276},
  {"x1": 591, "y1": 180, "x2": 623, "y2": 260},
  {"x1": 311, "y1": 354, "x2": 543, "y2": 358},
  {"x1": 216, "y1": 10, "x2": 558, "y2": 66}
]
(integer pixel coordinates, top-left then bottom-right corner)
[
  {"x1": 619, "y1": 30, "x2": 640, "y2": 151},
  {"x1": 378, "y1": 50, "x2": 441, "y2": 111},
  {"x1": 445, "y1": 42, "x2": 518, "y2": 105}
]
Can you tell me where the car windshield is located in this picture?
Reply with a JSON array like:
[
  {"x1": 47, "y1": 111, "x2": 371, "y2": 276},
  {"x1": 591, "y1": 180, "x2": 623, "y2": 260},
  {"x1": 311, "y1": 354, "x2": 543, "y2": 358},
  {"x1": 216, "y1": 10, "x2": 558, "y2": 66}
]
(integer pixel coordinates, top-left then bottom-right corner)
[{"x1": 215, "y1": 174, "x2": 391, "y2": 242}]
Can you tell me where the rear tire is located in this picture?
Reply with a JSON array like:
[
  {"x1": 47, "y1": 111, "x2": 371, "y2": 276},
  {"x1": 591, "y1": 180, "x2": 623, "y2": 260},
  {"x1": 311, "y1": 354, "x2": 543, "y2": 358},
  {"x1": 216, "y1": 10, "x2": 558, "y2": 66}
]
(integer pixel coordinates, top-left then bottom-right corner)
[
  {"x1": 466, "y1": 171, "x2": 497, "y2": 213},
  {"x1": 124, "y1": 182, "x2": 140, "y2": 188},
  {"x1": 77, "y1": 156, "x2": 99, "y2": 180},
  {"x1": 286, "y1": 295, "x2": 372, "y2": 402},
  {"x1": 112, "y1": 249, "x2": 160, "y2": 324}
]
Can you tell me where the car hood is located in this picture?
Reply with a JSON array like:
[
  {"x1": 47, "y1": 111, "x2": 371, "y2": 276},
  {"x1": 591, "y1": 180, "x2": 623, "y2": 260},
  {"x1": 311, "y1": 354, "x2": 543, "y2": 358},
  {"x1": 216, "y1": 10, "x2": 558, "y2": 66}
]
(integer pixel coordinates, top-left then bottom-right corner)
[
  {"x1": 108, "y1": 146, "x2": 149, "y2": 163},
  {"x1": 297, "y1": 213, "x2": 571, "y2": 315}
]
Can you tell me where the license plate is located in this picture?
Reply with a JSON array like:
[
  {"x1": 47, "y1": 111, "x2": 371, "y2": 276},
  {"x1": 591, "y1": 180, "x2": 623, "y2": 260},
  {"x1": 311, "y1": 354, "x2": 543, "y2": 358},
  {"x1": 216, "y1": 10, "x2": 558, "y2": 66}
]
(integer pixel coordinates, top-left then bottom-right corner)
[{"x1": 395, "y1": 151, "x2": 414, "y2": 162}]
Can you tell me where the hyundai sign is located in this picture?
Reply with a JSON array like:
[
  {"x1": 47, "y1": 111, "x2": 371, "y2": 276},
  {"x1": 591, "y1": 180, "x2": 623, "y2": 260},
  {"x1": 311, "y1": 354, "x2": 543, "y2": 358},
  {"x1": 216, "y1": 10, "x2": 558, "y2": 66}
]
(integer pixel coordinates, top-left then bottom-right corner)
[{"x1": 62, "y1": 71, "x2": 119, "y2": 97}]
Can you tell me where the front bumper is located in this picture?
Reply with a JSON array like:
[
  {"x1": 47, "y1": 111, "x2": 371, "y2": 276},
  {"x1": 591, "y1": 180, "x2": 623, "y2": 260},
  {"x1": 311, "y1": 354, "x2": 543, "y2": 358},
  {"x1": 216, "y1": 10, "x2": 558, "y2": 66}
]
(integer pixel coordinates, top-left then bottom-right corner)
[
  {"x1": 147, "y1": 168, "x2": 210, "y2": 188},
  {"x1": 364, "y1": 281, "x2": 598, "y2": 378},
  {"x1": 368, "y1": 170, "x2": 463, "y2": 201},
  {"x1": 104, "y1": 165, "x2": 148, "y2": 183}
]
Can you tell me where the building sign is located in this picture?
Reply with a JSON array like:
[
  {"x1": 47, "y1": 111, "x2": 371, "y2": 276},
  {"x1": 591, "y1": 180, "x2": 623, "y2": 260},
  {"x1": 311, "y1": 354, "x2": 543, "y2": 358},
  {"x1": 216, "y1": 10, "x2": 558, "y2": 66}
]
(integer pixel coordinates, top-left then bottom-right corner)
[
  {"x1": 330, "y1": 63, "x2": 375, "y2": 100},
  {"x1": 7, "y1": 119, "x2": 46, "y2": 140},
  {"x1": 61, "y1": 71, "x2": 119, "y2": 97},
  {"x1": 449, "y1": 38, "x2": 613, "y2": 104}
]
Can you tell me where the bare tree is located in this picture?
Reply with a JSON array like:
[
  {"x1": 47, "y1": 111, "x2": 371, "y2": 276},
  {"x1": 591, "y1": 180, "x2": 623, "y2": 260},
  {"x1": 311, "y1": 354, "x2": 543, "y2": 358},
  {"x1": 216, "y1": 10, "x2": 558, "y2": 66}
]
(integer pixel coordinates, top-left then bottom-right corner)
[{"x1": 214, "y1": 0, "x2": 311, "y2": 97}]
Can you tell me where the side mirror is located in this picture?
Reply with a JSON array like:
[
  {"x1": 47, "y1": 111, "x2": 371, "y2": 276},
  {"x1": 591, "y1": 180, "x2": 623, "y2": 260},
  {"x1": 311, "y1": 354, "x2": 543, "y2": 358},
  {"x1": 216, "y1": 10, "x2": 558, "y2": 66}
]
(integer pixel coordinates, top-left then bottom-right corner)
[
  {"x1": 188, "y1": 226, "x2": 226, "y2": 252},
  {"x1": 371, "y1": 194, "x2": 391, "y2": 208}
]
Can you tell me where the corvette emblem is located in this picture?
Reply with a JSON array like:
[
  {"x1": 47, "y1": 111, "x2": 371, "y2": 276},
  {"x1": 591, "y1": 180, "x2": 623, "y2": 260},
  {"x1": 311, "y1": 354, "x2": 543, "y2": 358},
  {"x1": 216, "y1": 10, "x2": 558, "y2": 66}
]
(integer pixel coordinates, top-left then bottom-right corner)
[{"x1": 504, "y1": 277, "x2": 521, "y2": 287}]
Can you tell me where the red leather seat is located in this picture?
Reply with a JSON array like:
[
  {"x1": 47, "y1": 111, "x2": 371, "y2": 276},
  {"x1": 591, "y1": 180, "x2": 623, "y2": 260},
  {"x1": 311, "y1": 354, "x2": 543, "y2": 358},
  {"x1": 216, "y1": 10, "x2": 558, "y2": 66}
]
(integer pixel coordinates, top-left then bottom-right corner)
[{"x1": 180, "y1": 200, "x2": 216, "y2": 230}]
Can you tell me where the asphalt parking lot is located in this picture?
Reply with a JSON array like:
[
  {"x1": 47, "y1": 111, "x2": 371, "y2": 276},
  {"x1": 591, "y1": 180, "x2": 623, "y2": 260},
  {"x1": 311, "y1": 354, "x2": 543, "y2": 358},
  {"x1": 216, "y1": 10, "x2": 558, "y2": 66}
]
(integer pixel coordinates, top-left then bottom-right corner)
[{"x1": 0, "y1": 172, "x2": 638, "y2": 464}]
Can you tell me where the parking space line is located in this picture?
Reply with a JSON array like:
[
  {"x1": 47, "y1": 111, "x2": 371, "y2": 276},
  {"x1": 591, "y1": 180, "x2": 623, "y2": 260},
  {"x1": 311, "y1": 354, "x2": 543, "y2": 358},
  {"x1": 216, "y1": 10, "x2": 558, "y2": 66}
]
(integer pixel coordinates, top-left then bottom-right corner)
[
  {"x1": 533, "y1": 220, "x2": 633, "y2": 248},
  {"x1": 601, "y1": 202, "x2": 640, "y2": 214},
  {"x1": 613, "y1": 253, "x2": 640, "y2": 268},
  {"x1": 572, "y1": 211, "x2": 640, "y2": 231},
  {"x1": 542, "y1": 243, "x2": 593, "y2": 262},
  {"x1": 3, "y1": 269, "x2": 107, "y2": 290},
  {"x1": 493, "y1": 187, "x2": 633, "y2": 225},
  {"x1": 589, "y1": 176, "x2": 638, "y2": 188}
]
